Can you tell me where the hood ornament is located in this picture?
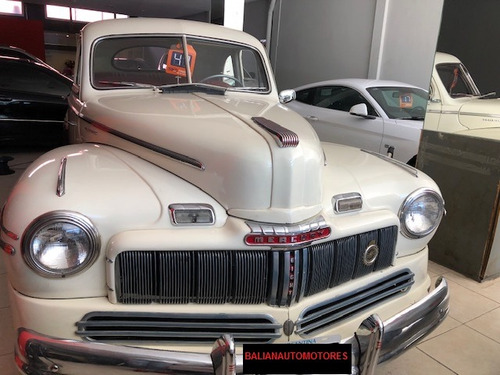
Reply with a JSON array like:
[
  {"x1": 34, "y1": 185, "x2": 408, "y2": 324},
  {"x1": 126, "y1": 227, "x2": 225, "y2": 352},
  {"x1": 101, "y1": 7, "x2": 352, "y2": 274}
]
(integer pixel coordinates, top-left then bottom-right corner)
[{"x1": 252, "y1": 117, "x2": 299, "y2": 148}]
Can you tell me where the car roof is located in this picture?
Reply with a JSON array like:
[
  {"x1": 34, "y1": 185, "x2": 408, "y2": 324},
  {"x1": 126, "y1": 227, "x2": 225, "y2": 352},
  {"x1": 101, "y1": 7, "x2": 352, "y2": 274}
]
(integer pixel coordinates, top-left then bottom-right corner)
[
  {"x1": 0, "y1": 45, "x2": 64, "y2": 74},
  {"x1": 81, "y1": 18, "x2": 262, "y2": 48},
  {"x1": 293, "y1": 78, "x2": 424, "y2": 92},
  {"x1": 0, "y1": 45, "x2": 43, "y2": 61},
  {"x1": 0, "y1": 55, "x2": 73, "y2": 84},
  {"x1": 434, "y1": 51, "x2": 462, "y2": 65}
]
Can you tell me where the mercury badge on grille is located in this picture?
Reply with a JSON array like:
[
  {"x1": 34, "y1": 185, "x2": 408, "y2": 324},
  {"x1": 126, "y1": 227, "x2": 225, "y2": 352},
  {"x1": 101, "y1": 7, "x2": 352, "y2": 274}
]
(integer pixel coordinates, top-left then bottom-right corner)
[{"x1": 244, "y1": 216, "x2": 331, "y2": 246}]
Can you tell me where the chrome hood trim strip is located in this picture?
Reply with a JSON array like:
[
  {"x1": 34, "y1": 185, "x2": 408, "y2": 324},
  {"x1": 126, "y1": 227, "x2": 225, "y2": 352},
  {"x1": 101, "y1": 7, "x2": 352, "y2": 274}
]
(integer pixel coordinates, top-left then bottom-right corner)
[
  {"x1": 361, "y1": 150, "x2": 418, "y2": 177},
  {"x1": 82, "y1": 116, "x2": 205, "y2": 170}
]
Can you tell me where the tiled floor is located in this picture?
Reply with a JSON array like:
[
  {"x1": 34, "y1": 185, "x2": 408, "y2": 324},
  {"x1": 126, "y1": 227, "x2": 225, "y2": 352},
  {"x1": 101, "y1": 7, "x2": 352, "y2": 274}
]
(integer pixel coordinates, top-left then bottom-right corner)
[{"x1": 1, "y1": 149, "x2": 500, "y2": 375}]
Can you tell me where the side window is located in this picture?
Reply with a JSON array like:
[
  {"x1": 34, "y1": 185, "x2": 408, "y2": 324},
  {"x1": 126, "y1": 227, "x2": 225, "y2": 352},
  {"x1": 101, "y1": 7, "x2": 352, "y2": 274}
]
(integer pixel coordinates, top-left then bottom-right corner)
[
  {"x1": 436, "y1": 63, "x2": 473, "y2": 96},
  {"x1": 295, "y1": 88, "x2": 316, "y2": 105},
  {"x1": 313, "y1": 86, "x2": 377, "y2": 116},
  {"x1": 1, "y1": 61, "x2": 69, "y2": 96},
  {"x1": 241, "y1": 50, "x2": 264, "y2": 88}
]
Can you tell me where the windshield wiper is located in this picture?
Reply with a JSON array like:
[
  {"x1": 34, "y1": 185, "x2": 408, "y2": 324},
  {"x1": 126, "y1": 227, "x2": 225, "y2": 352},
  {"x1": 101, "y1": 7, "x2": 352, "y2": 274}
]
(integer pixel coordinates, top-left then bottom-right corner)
[
  {"x1": 229, "y1": 87, "x2": 268, "y2": 92},
  {"x1": 97, "y1": 80, "x2": 156, "y2": 89},
  {"x1": 160, "y1": 83, "x2": 226, "y2": 95}
]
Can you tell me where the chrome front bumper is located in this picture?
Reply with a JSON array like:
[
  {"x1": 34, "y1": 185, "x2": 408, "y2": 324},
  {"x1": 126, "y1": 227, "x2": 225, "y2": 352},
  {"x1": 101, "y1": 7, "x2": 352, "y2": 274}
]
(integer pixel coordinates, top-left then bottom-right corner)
[{"x1": 15, "y1": 278, "x2": 449, "y2": 375}]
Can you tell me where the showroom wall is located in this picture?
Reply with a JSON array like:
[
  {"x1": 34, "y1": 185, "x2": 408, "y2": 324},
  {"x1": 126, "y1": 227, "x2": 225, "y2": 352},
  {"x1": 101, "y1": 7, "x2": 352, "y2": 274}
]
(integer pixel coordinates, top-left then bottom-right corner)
[
  {"x1": 268, "y1": 0, "x2": 443, "y2": 91},
  {"x1": 436, "y1": 0, "x2": 500, "y2": 95}
]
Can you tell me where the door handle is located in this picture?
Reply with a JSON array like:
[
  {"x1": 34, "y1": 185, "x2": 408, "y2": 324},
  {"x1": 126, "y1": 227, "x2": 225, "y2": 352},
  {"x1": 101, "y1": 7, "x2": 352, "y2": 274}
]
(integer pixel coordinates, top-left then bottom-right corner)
[{"x1": 306, "y1": 115, "x2": 319, "y2": 121}]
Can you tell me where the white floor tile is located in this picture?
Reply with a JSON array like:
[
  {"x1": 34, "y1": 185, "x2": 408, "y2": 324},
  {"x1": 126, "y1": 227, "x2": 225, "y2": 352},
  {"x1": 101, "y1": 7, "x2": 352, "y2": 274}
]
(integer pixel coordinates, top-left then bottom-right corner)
[{"x1": 418, "y1": 325, "x2": 500, "y2": 375}]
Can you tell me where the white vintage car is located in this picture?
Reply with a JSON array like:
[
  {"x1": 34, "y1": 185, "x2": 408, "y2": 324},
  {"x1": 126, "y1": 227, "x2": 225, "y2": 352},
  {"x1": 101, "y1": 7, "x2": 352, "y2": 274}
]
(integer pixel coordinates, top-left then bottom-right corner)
[
  {"x1": 426, "y1": 52, "x2": 500, "y2": 139},
  {"x1": 1, "y1": 18, "x2": 449, "y2": 375}
]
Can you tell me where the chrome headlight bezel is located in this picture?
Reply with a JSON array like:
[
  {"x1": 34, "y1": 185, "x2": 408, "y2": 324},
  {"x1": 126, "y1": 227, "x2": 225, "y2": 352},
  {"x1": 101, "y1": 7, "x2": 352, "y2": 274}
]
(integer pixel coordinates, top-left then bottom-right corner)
[
  {"x1": 22, "y1": 211, "x2": 100, "y2": 278},
  {"x1": 399, "y1": 188, "x2": 445, "y2": 239}
]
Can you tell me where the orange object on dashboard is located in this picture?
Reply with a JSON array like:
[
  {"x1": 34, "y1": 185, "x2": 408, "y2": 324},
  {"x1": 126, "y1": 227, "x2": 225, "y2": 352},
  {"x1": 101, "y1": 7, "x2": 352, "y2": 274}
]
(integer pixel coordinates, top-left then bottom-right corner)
[{"x1": 165, "y1": 44, "x2": 196, "y2": 77}]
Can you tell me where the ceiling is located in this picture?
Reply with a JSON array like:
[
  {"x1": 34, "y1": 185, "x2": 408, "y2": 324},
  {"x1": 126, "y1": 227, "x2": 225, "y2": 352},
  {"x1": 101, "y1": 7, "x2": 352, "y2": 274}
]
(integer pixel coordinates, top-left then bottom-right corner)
[{"x1": 25, "y1": 0, "x2": 261, "y2": 20}]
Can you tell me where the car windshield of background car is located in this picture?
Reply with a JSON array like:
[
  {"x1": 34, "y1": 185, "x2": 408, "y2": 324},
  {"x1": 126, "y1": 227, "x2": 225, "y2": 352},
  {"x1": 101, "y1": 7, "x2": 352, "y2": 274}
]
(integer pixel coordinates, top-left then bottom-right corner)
[
  {"x1": 366, "y1": 87, "x2": 428, "y2": 120},
  {"x1": 436, "y1": 63, "x2": 479, "y2": 97},
  {"x1": 92, "y1": 36, "x2": 269, "y2": 92}
]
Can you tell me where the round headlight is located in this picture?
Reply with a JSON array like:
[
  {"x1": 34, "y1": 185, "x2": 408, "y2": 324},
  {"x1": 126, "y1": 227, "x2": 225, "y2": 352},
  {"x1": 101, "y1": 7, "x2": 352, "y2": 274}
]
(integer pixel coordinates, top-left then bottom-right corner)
[
  {"x1": 399, "y1": 189, "x2": 445, "y2": 239},
  {"x1": 22, "y1": 211, "x2": 100, "y2": 277}
]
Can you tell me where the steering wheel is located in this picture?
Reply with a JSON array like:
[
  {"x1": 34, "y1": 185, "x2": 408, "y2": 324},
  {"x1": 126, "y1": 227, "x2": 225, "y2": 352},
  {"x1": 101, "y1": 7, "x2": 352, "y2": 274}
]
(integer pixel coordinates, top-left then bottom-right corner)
[
  {"x1": 199, "y1": 74, "x2": 243, "y2": 87},
  {"x1": 409, "y1": 106, "x2": 426, "y2": 117}
]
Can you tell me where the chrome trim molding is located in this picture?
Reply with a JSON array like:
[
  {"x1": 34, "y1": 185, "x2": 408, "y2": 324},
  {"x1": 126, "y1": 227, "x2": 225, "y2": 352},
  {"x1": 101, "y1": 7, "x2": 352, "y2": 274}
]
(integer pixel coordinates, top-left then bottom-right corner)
[
  {"x1": 461, "y1": 111, "x2": 500, "y2": 119},
  {"x1": 252, "y1": 116, "x2": 299, "y2": 148},
  {"x1": 361, "y1": 149, "x2": 418, "y2": 177},
  {"x1": 1, "y1": 206, "x2": 19, "y2": 240},
  {"x1": 56, "y1": 157, "x2": 68, "y2": 197},
  {"x1": 83, "y1": 117, "x2": 206, "y2": 170}
]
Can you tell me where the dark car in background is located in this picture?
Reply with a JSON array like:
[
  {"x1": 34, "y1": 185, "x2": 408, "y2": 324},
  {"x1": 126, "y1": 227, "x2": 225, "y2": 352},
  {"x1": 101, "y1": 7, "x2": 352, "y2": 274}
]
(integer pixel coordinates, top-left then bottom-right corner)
[{"x1": 0, "y1": 54, "x2": 72, "y2": 147}]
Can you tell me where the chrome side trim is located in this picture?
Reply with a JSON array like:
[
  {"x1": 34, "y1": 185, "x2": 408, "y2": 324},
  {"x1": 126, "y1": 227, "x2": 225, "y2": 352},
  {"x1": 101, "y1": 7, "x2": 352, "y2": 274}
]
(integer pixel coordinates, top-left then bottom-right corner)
[
  {"x1": 0, "y1": 118, "x2": 65, "y2": 123},
  {"x1": 1, "y1": 205, "x2": 19, "y2": 240},
  {"x1": 461, "y1": 111, "x2": 500, "y2": 119},
  {"x1": 83, "y1": 117, "x2": 205, "y2": 171},
  {"x1": 361, "y1": 149, "x2": 418, "y2": 177},
  {"x1": 56, "y1": 157, "x2": 67, "y2": 197},
  {"x1": 252, "y1": 116, "x2": 299, "y2": 148}
]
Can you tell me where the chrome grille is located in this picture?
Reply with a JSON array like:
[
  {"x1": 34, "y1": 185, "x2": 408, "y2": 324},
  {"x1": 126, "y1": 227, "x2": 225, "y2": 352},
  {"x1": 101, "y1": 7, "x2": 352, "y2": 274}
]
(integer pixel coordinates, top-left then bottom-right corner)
[
  {"x1": 296, "y1": 270, "x2": 415, "y2": 337},
  {"x1": 76, "y1": 312, "x2": 281, "y2": 344},
  {"x1": 114, "y1": 226, "x2": 397, "y2": 306}
]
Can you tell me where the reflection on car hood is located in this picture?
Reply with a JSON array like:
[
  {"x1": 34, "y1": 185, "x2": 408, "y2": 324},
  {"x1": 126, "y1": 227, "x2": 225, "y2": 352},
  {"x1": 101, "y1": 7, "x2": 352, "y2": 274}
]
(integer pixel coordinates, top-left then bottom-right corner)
[
  {"x1": 458, "y1": 98, "x2": 500, "y2": 130},
  {"x1": 80, "y1": 91, "x2": 324, "y2": 223}
]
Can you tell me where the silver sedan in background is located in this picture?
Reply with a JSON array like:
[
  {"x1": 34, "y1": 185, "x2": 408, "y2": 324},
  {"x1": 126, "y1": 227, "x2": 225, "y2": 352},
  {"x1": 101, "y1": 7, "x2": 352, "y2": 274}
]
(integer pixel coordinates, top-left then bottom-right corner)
[{"x1": 283, "y1": 78, "x2": 428, "y2": 165}]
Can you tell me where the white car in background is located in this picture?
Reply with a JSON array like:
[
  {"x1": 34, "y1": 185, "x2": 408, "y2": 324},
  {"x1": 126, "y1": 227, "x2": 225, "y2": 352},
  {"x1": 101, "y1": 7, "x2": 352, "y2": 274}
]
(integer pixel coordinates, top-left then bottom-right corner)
[
  {"x1": 283, "y1": 79, "x2": 428, "y2": 166},
  {"x1": 426, "y1": 52, "x2": 500, "y2": 139}
]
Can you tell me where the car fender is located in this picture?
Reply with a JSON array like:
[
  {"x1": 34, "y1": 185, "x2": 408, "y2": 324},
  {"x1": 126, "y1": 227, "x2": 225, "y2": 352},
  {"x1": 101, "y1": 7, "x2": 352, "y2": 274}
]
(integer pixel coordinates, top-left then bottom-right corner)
[{"x1": 1, "y1": 143, "x2": 227, "y2": 298}]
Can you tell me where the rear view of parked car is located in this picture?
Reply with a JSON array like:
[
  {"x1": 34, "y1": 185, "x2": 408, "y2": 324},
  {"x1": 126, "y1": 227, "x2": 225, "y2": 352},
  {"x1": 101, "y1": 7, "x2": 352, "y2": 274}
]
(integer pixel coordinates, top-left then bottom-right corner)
[
  {"x1": 0, "y1": 54, "x2": 72, "y2": 147},
  {"x1": 283, "y1": 79, "x2": 428, "y2": 166},
  {"x1": 1, "y1": 18, "x2": 449, "y2": 375}
]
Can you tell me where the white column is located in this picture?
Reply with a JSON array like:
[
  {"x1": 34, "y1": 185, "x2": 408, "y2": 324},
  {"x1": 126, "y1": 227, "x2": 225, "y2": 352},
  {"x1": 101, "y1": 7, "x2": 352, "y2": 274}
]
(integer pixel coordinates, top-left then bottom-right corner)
[{"x1": 224, "y1": 0, "x2": 245, "y2": 30}]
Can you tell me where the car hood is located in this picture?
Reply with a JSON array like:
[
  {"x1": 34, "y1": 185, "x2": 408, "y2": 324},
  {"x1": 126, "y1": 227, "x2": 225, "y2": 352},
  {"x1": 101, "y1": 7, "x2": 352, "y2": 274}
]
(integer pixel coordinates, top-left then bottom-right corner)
[
  {"x1": 458, "y1": 98, "x2": 500, "y2": 130},
  {"x1": 80, "y1": 91, "x2": 324, "y2": 223}
]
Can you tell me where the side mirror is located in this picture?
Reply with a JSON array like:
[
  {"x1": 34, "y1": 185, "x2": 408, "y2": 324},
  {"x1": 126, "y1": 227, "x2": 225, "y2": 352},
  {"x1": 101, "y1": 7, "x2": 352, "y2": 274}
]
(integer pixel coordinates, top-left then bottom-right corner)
[
  {"x1": 349, "y1": 103, "x2": 375, "y2": 119},
  {"x1": 279, "y1": 89, "x2": 296, "y2": 104}
]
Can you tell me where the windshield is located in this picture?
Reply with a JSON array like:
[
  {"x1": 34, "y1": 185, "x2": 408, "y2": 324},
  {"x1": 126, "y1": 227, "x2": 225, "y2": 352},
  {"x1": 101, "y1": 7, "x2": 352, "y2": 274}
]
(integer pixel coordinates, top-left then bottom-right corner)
[
  {"x1": 92, "y1": 36, "x2": 269, "y2": 92},
  {"x1": 366, "y1": 86, "x2": 428, "y2": 120},
  {"x1": 436, "y1": 63, "x2": 480, "y2": 97}
]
